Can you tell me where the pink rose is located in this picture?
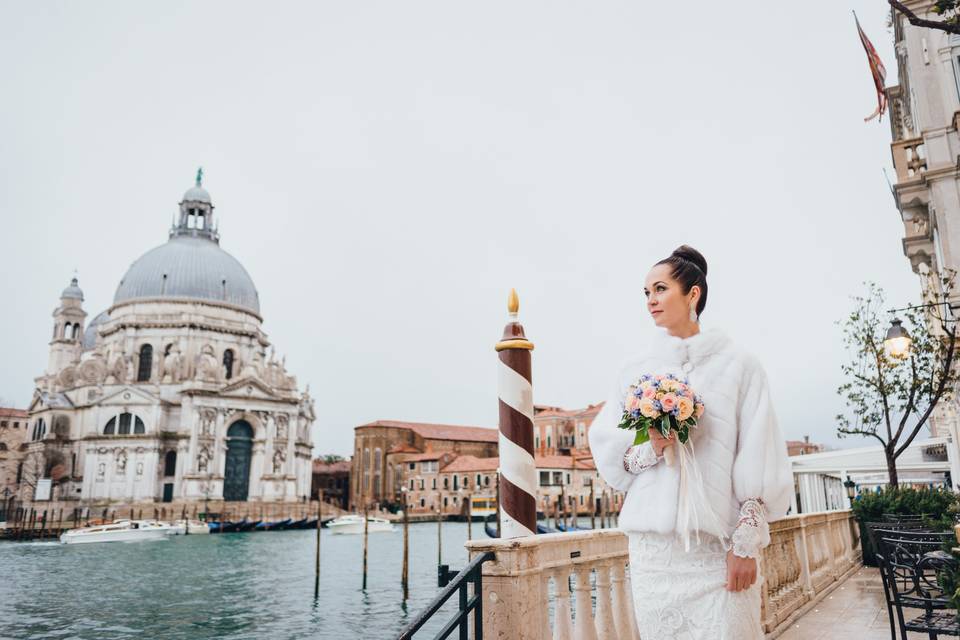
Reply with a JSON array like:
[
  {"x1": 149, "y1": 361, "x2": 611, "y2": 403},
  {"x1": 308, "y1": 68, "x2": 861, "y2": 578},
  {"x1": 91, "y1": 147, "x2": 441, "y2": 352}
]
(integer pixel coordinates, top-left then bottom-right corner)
[
  {"x1": 626, "y1": 394, "x2": 641, "y2": 412},
  {"x1": 642, "y1": 386, "x2": 656, "y2": 399},
  {"x1": 660, "y1": 393, "x2": 678, "y2": 411}
]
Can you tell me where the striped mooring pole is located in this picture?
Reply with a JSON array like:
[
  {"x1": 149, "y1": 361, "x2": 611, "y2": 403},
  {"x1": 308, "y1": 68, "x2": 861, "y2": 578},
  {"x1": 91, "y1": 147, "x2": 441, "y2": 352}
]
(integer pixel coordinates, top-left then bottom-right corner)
[{"x1": 495, "y1": 288, "x2": 537, "y2": 538}]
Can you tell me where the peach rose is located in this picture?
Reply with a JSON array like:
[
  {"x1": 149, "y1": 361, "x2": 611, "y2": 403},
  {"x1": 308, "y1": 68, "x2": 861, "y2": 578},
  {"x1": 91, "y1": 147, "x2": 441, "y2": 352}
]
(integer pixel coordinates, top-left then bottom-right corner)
[
  {"x1": 660, "y1": 393, "x2": 678, "y2": 412},
  {"x1": 676, "y1": 397, "x2": 694, "y2": 421},
  {"x1": 639, "y1": 398, "x2": 658, "y2": 418},
  {"x1": 626, "y1": 394, "x2": 641, "y2": 412}
]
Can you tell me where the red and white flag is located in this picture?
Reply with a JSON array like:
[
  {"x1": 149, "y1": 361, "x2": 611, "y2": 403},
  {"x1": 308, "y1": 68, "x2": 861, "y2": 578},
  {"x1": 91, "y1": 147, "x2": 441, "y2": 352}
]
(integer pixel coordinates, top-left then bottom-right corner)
[{"x1": 855, "y1": 12, "x2": 887, "y2": 122}]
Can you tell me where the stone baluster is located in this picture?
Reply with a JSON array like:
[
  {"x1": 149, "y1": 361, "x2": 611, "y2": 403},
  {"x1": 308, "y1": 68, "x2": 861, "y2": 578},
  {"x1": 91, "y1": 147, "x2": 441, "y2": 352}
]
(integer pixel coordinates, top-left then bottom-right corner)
[
  {"x1": 610, "y1": 561, "x2": 638, "y2": 640},
  {"x1": 550, "y1": 570, "x2": 573, "y2": 640},
  {"x1": 572, "y1": 565, "x2": 597, "y2": 640},
  {"x1": 592, "y1": 561, "x2": 616, "y2": 638}
]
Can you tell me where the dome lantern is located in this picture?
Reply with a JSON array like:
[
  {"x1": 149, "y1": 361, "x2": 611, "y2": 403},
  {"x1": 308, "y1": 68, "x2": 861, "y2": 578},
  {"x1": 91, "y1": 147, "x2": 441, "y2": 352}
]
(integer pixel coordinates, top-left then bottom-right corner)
[{"x1": 172, "y1": 167, "x2": 218, "y2": 242}]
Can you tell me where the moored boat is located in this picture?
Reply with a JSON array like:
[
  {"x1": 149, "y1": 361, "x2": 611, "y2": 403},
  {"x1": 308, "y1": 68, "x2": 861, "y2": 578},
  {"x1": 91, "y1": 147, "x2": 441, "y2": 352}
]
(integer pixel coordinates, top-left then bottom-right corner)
[
  {"x1": 327, "y1": 514, "x2": 395, "y2": 535},
  {"x1": 59, "y1": 520, "x2": 171, "y2": 545}
]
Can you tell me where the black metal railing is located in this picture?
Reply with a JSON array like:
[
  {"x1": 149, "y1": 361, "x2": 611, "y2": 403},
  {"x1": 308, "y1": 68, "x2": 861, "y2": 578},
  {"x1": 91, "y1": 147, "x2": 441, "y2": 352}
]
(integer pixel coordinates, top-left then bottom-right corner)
[{"x1": 397, "y1": 551, "x2": 495, "y2": 640}]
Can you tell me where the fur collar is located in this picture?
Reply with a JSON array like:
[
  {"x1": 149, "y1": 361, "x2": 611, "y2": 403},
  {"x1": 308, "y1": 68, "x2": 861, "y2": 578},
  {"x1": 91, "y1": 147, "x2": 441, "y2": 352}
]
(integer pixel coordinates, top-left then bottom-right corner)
[{"x1": 646, "y1": 326, "x2": 732, "y2": 365}]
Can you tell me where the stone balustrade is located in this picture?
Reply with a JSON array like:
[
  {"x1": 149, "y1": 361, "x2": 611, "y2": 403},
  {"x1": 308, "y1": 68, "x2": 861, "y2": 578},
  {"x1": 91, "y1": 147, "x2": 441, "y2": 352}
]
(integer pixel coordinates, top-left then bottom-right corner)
[
  {"x1": 464, "y1": 510, "x2": 860, "y2": 639},
  {"x1": 891, "y1": 137, "x2": 927, "y2": 182}
]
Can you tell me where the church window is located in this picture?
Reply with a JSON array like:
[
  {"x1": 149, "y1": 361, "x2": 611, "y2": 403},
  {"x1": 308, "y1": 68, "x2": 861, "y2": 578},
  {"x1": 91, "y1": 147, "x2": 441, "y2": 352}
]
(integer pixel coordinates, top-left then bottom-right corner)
[
  {"x1": 476, "y1": 474, "x2": 481, "y2": 486},
  {"x1": 137, "y1": 344, "x2": 153, "y2": 382},
  {"x1": 72, "y1": 323, "x2": 80, "y2": 340},
  {"x1": 118, "y1": 413, "x2": 132, "y2": 435},
  {"x1": 443, "y1": 477, "x2": 449, "y2": 490},
  {"x1": 223, "y1": 349, "x2": 235, "y2": 380},
  {"x1": 164, "y1": 344, "x2": 173, "y2": 356},
  {"x1": 453, "y1": 475, "x2": 458, "y2": 490},
  {"x1": 52, "y1": 324, "x2": 58, "y2": 339},
  {"x1": 164, "y1": 451, "x2": 177, "y2": 476},
  {"x1": 104, "y1": 417, "x2": 116, "y2": 434},
  {"x1": 0, "y1": 443, "x2": 7, "y2": 451},
  {"x1": 134, "y1": 416, "x2": 145, "y2": 434}
]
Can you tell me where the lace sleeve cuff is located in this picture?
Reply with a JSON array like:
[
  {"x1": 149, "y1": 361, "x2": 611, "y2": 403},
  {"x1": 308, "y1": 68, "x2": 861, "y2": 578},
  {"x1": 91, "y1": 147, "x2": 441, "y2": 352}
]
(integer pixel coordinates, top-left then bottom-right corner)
[
  {"x1": 622, "y1": 442, "x2": 661, "y2": 474},
  {"x1": 731, "y1": 497, "x2": 770, "y2": 559}
]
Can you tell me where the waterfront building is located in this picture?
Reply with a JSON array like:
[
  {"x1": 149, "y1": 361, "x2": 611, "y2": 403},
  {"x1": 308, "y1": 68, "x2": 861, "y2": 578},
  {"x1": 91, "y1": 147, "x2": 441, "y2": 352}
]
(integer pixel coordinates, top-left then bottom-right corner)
[
  {"x1": 786, "y1": 436, "x2": 825, "y2": 456},
  {"x1": 19, "y1": 174, "x2": 315, "y2": 506},
  {"x1": 532, "y1": 403, "x2": 603, "y2": 456},
  {"x1": 351, "y1": 420, "x2": 498, "y2": 509},
  {"x1": 885, "y1": 4, "x2": 960, "y2": 468},
  {"x1": 0, "y1": 408, "x2": 29, "y2": 501},
  {"x1": 311, "y1": 458, "x2": 351, "y2": 509}
]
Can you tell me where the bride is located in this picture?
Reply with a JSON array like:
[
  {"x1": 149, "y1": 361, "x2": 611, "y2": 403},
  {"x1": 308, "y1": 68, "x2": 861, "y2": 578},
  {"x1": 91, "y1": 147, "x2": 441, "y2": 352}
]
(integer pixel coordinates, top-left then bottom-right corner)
[{"x1": 588, "y1": 245, "x2": 793, "y2": 639}]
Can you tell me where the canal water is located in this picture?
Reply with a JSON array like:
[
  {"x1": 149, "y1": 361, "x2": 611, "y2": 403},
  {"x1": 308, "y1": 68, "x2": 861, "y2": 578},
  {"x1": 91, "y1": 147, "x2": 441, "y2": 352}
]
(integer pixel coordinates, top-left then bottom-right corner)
[{"x1": 1, "y1": 521, "x2": 486, "y2": 639}]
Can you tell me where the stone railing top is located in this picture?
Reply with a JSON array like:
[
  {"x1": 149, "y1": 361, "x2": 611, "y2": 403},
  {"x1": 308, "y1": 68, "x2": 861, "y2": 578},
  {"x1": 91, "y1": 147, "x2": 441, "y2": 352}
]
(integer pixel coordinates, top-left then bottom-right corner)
[{"x1": 465, "y1": 529, "x2": 628, "y2": 576}]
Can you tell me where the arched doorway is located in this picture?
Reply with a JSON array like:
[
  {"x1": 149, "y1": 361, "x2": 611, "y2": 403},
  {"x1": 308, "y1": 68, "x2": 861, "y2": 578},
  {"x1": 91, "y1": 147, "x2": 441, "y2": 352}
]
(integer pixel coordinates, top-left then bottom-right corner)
[{"x1": 224, "y1": 421, "x2": 254, "y2": 501}]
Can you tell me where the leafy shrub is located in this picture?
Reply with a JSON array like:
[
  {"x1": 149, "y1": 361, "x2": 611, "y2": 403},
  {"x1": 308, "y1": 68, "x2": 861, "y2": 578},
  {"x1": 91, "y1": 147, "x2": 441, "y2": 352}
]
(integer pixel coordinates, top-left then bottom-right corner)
[{"x1": 851, "y1": 486, "x2": 957, "y2": 565}]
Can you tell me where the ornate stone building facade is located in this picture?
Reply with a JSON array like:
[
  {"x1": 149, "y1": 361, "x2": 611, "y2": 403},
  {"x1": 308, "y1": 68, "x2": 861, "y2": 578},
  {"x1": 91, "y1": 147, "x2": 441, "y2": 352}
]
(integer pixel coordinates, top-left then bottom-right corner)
[{"x1": 21, "y1": 174, "x2": 315, "y2": 505}]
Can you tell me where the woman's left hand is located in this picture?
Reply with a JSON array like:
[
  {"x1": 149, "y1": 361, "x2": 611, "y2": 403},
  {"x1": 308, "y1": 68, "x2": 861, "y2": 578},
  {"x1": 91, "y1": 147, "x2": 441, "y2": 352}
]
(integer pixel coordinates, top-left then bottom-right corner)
[{"x1": 725, "y1": 550, "x2": 757, "y2": 592}]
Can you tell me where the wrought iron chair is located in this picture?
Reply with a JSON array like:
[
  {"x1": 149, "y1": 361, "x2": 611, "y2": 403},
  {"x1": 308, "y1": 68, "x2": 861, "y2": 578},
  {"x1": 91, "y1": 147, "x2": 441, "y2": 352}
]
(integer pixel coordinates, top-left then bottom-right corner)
[{"x1": 877, "y1": 534, "x2": 958, "y2": 640}]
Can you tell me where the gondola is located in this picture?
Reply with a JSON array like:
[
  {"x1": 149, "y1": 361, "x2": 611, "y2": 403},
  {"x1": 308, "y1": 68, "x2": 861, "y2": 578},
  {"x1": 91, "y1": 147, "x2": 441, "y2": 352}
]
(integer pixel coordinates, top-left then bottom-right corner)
[
  {"x1": 287, "y1": 518, "x2": 309, "y2": 529},
  {"x1": 483, "y1": 512, "x2": 560, "y2": 538},
  {"x1": 238, "y1": 519, "x2": 259, "y2": 532}
]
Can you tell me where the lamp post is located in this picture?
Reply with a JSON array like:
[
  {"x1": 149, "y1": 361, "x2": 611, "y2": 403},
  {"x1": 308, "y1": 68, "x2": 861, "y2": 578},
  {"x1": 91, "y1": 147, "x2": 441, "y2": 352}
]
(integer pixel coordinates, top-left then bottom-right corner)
[{"x1": 843, "y1": 475, "x2": 857, "y2": 505}]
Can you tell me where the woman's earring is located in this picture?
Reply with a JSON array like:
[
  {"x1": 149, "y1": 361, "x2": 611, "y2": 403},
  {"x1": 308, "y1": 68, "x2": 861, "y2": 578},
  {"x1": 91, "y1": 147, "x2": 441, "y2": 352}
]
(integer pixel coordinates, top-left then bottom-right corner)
[{"x1": 689, "y1": 305, "x2": 698, "y2": 323}]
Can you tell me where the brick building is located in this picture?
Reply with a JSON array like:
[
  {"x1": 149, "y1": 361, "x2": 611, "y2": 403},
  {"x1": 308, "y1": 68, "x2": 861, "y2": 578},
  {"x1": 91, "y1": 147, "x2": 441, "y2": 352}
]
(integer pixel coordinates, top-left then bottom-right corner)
[
  {"x1": 0, "y1": 408, "x2": 29, "y2": 503},
  {"x1": 351, "y1": 420, "x2": 498, "y2": 509},
  {"x1": 787, "y1": 436, "x2": 824, "y2": 457},
  {"x1": 532, "y1": 403, "x2": 603, "y2": 456},
  {"x1": 311, "y1": 458, "x2": 351, "y2": 510}
]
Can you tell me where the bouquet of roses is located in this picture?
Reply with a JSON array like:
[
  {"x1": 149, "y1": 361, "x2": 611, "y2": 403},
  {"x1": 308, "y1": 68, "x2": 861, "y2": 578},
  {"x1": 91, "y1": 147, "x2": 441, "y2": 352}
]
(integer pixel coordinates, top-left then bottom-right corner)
[{"x1": 617, "y1": 373, "x2": 704, "y2": 466}]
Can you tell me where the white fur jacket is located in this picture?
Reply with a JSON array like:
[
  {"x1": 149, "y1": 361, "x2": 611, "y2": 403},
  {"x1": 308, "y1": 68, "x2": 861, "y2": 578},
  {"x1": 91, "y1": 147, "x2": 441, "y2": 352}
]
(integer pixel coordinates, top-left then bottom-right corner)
[{"x1": 588, "y1": 326, "x2": 793, "y2": 555}]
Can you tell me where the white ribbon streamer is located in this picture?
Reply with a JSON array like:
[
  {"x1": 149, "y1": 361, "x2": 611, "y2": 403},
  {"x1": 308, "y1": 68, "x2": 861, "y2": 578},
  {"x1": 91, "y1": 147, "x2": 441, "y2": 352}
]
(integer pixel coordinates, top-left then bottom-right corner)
[{"x1": 676, "y1": 436, "x2": 730, "y2": 552}]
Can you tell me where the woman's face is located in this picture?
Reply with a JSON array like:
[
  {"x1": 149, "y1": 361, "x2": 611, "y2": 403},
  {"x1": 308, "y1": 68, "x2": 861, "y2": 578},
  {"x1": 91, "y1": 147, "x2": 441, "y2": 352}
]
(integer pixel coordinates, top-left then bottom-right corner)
[{"x1": 644, "y1": 263, "x2": 700, "y2": 331}]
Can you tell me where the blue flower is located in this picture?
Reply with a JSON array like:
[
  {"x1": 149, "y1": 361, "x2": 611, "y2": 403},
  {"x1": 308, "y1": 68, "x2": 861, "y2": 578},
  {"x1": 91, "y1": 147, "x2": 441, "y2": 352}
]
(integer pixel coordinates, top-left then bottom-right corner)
[
  {"x1": 653, "y1": 400, "x2": 662, "y2": 411},
  {"x1": 630, "y1": 409, "x2": 641, "y2": 419}
]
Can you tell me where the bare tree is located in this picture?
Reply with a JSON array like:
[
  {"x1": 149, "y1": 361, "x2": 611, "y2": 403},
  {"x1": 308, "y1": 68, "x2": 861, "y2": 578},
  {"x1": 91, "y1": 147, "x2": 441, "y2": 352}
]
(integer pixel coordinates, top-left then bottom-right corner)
[
  {"x1": 889, "y1": 1, "x2": 960, "y2": 35},
  {"x1": 836, "y1": 275, "x2": 959, "y2": 486}
]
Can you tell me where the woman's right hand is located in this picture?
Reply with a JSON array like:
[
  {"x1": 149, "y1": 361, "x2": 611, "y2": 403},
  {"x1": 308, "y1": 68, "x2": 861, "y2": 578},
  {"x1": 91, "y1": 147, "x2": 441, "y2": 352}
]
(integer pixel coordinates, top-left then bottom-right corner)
[{"x1": 647, "y1": 428, "x2": 676, "y2": 457}]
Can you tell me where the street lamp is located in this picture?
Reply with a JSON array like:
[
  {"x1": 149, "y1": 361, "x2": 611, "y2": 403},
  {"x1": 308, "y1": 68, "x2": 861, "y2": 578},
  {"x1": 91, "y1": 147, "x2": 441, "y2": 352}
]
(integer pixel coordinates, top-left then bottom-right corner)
[
  {"x1": 884, "y1": 318, "x2": 911, "y2": 359},
  {"x1": 843, "y1": 475, "x2": 857, "y2": 501}
]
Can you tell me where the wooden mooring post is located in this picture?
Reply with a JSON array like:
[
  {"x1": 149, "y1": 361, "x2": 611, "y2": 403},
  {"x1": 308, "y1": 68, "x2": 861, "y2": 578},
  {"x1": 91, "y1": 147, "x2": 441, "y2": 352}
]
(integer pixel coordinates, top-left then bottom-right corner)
[
  {"x1": 361, "y1": 499, "x2": 369, "y2": 590},
  {"x1": 401, "y1": 490, "x2": 409, "y2": 600},
  {"x1": 314, "y1": 491, "x2": 322, "y2": 598}
]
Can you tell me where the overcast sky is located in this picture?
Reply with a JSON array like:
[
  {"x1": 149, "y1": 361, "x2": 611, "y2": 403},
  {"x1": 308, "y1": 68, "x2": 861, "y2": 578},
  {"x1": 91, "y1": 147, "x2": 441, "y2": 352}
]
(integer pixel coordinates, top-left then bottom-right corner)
[{"x1": 0, "y1": 1, "x2": 920, "y2": 456}]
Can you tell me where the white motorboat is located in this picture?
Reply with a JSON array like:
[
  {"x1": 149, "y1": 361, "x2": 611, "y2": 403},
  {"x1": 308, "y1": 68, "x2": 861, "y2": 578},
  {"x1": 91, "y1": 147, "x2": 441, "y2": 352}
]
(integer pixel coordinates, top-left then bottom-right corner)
[
  {"x1": 174, "y1": 519, "x2": 210, "y2": 534},
  {"x1": 326, "y1": 514, "x2": 395, "y2": 535},
  {"x1": 59, "y1": 519, "x2": 171, "y2": 544}
]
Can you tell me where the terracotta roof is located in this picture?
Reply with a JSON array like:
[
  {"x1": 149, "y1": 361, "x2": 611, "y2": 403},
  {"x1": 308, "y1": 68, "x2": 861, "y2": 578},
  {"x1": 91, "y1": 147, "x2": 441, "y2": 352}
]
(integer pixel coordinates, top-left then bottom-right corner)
[
  {"x1": 399, "y1": 452, "x2": 449, "y2": 462},
  {"x1": 357, "y1": 420, "x2": 498, "y2": 443},
  {"x1": 312, "y1": 459, "x2": 351, "y2": 473},
  {"x1": 441, "y1": 456, "x2": 499, "y2": 473},
  {"x1": 0, "y1": 408, "x2": 28, "y2": 419},
  {"x1": 535, "y1": 455, "x2": 595, "y2": 470},
  {"x1": 388, "y1": 443, "x2": 421, "y2": 454},
  {"x1": 534, "y1": 403, "x2": 605, "y2": 420}
]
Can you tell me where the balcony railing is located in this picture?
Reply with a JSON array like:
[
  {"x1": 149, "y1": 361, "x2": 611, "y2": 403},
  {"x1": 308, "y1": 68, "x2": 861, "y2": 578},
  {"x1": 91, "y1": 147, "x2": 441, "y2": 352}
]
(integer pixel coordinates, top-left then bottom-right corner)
[
  {"x1": 891, "y1": 137, "x2": 927, "y2": 183},
  {"x1": 463, "y1": 510, "x2": 860, "y2": 639}
]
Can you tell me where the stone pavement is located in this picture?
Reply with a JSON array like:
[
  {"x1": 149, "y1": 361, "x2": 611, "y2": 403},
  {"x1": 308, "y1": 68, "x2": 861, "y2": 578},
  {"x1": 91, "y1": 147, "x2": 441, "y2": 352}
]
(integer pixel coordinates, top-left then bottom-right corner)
[{"x1": 772, "y1": 566, "x2": 943, "y2": 640}]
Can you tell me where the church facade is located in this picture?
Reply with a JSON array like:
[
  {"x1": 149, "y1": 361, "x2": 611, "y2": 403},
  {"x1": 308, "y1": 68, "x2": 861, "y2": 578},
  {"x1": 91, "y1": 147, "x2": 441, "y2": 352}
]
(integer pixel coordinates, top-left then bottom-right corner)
[{"x1": 21, "y1": 173, "x2": 315, "y2": 505}]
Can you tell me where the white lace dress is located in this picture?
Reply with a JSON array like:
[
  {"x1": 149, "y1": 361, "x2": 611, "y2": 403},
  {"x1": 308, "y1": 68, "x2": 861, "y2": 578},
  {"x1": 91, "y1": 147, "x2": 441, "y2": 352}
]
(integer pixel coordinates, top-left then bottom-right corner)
[{"x1": 623, "y1": 444, "x2": 769, "y2": 640}]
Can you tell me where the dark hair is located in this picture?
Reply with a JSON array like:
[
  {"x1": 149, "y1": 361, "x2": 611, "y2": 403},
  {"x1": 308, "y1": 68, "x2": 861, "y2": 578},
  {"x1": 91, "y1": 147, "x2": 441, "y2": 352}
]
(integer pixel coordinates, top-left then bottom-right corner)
[{"x1": 654, "y1": 245, "x2": 708, "y2": 317}]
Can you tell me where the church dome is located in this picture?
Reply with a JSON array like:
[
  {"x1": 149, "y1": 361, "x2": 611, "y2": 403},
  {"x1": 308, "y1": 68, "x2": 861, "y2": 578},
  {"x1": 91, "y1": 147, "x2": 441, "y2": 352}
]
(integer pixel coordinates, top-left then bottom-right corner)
[
  {"x1": 182, "y1": 185, "x2": 211, "y2": 203},
  {"x1": 82, "y1": 310, "x2": 110, "y2": 350},
  {"x1": 113, "y1": 236, "x2": 261, "y2": 315},
  {"x1": 61, "y1": 276, "x2": 83, "y2": 301}
]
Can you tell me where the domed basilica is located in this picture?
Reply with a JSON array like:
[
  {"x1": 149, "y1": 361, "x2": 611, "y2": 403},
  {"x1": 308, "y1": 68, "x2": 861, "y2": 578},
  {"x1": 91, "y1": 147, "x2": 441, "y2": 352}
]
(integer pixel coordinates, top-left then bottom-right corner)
[{"x1": 23, "y1": 172, "x2": 315, "y2": 506}]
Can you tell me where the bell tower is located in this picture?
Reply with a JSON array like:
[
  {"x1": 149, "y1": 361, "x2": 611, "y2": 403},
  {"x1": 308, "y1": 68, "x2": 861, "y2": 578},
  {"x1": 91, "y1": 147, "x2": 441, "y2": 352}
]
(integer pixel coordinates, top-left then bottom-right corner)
[
  {"x1": 170, "y1": 167, "x2": 218, "y2": 242},
  {"x1": 47, "y1": 276, "x2": 87, "y2": 374}
]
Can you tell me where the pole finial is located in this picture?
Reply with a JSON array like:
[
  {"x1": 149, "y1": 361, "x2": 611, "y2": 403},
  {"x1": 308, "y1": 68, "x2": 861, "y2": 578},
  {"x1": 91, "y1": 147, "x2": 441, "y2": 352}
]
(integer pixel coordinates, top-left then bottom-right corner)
[
  {"x1": 196, "y1": 166, "x2": 203, "y2": 187},
  {"x1": 508, "y1": 288, "x2": 519, "y2": 314}
]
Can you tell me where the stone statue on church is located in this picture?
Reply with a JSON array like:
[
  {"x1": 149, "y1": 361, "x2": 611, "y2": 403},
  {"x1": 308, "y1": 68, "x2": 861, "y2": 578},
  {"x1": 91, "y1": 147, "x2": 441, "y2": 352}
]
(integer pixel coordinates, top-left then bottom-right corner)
[
  {"x1": 163, "y1": 345, "x2": 183, "y2": 383},
  {"x1": 195, "y1": 345, "x2": 220, "y2": 382},
  {"x1": 197, "y1": 445, "x2": 211, "y2": 473},
  {"x1": 272, "y1": 449, "x2": 286, "y2": 474}
]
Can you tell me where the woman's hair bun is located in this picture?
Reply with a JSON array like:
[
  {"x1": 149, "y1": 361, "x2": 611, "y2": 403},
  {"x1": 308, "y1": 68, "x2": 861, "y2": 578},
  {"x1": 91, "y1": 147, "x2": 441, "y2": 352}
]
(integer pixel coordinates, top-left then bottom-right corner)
[{"x1": 671, "y1": 245, "x2": 707, "y2": 276}]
